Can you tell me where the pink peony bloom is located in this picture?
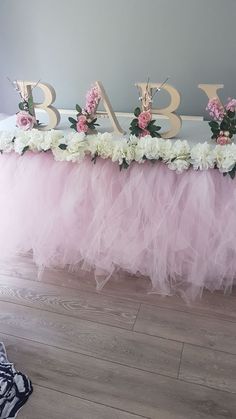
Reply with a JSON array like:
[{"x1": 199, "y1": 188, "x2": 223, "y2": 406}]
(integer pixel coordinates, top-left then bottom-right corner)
[
  {"x1": 76, "y1": 115, "x2": 88, "y2": 133},
  {"x1": 226, "y1": 98, "x2": 236, "y2": 112},
  {"x1": 140, "y1": 128, "x2": 150, "y2": 137},
  {"x1": 16, "y1": 111, "x2": 36, "y2": 130},
  {"x1": 216, "y1": 134, "x2": 231, "y2": 145},
  {"x1": 138, "y1": 111, "x2": 152, "y2": 130},
  {"x1": 206, "y1": 98, "x2": 224, "y2": 121}
]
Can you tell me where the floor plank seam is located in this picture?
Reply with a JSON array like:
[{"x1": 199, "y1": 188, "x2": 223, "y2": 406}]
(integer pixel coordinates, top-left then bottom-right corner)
[
  {"x1": 132, "y1": 302, "x2": 142, "y2": 331},
  {"x1": 177, "y1": 342, "x2": 184, "y2": 379},
  {"x1": 0, "y1": 298, "x2": 139, "y2": 331},
  {"x1": 29, "y1": 383, "x2": 151, "y2": 419},
  {"x1": 178, "y1": 376, "x2": 236, "y2": 395},
  {"x1": 0, "y1": 330, "x2": 181, "y2": 381},
  {"x1": 134, "y1": 302, "x2": 236, "y2": 324},
  {"x1": 1, "y1": 299, "x2": 236, "y2": 357},
  {"x1": 1, "y1": 270, "x2": 236, "y2": 312}
]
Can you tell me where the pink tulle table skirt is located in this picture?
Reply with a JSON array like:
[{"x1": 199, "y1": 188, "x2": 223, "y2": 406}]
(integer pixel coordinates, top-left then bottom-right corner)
[{"x1": 0, "y1": 151, "x2": 236, "y2": 300}]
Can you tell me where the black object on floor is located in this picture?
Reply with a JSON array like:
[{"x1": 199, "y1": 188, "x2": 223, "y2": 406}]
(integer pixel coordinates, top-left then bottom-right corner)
[{"x1": 0, "y1": 343, "x2": 33, "y2": 418}]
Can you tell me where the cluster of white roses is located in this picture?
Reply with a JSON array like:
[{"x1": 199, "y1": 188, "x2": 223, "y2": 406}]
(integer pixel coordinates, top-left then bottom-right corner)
[{"x1": 0, "y1": 129, "x2": 236, "y2": 175}]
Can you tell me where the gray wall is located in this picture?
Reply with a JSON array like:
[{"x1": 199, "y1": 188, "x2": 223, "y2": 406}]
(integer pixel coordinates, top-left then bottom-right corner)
[{"x1": 0, "y1": 0, "x2": 235, "y2": 117}]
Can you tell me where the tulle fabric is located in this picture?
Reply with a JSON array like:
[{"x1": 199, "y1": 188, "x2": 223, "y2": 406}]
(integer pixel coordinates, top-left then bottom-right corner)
[{"x1": 0, "y1": 151, "x2": 235, "y2": 301}]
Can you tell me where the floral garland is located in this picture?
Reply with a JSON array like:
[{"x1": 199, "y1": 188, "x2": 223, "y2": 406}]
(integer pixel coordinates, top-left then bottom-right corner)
[
  {"x1": 68, "y1": 84, "x2": 101, "y2": 133},
  {"x1": 1, "y1": 129, "x2": 236, "y2": 178}
]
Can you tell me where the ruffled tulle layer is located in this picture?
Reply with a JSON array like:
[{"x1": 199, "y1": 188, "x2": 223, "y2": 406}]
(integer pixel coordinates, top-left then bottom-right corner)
[{"x1": 0, "y1": 152, "x2": 235, "y2": 300}]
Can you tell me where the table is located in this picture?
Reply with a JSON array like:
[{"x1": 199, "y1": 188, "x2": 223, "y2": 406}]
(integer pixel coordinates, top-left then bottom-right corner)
[{"x1": 0, "y1": 113, "x2": 235, "y2": 301}]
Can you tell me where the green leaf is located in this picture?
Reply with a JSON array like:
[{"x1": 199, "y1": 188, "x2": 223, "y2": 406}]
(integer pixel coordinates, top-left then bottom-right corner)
[
  {"x1": 130, "y1": 118, "x2": 138, "y2": 126},
  {"x1": 21, "y1": 145, "x2": 29, "y2": 155},
  {"x1": 59, "y1": 143, "x2": 67, "y2": 150},
  {"x1": 227, "y1": 110, "x2": 235, "y2": 119},
  {"x1": 151, "y1": 131, "x2": 161, "y2": 138},
  {"x1": 76, "y1": 104, "x2": 82, "y2": 113},
  {"x1": 119, "y1": 158, "x2": 129, "y2": 171},
  {"x1": 91, "y1": 152, "x2": 98, "y2": 164},
  {"x1": 220, "y1": 120, "x2": 229, "y2": 131},
  {"x1": 209, "y1": 121, "x2": 219, "y2": 129},
  {"x1": 68, "y1": 117, "x2": 77, "y2": 124},
  {"x1": 28, "y1": 96, "x2": 34, "y2": 115},
  {"x1": 229, "y1": 170, "x2": 235, "y2": 179},
  {"x1": 18, "y1": 102, "x2": 25, "y2": 111},
  {"x1": 134, "y1": 107, "x2": 141, "y2": 117}
]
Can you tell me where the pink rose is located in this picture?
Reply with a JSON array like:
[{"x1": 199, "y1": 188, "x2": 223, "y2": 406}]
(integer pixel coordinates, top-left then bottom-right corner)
[
  {"x1": 76, "y1": 115, "x2": 88, "y2": 133},
  {"x1": 138, "y1": 111, "x2": 152, "y2": 130},
  {"x1": 216, "y1": 135, "x2": 231, "y2": 145},
  {"x1": 16, "y1": 111, "x2": 36, "y2": 130}
]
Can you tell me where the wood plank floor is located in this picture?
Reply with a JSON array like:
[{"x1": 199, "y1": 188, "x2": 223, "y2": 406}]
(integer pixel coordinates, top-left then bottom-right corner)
[{"x1": 0, "y1": 256, "x2": 236, "y2": 418}]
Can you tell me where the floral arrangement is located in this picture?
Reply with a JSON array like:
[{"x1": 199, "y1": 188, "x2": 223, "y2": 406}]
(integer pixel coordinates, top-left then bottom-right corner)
[
  {"x1": 68, "y1": 84, "x2": 101, "y2": 134},
  {"x1": 8, "y1": 79, "x2": 39, "y2": 131},
  {"x1": 129, "y1": 79, "x2": 169, "y2": 138},
  {"x1": 2, "y1": 129, "x2": 236, "y2": 178},
  {"x1": 206, "y1": 97, "x2": 236, "y2": 145}
]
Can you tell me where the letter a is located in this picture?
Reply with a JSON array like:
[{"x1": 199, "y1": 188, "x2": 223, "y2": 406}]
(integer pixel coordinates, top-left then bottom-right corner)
[{"x1": 93, "y1": 81, "x2": 125, "y2": 135}]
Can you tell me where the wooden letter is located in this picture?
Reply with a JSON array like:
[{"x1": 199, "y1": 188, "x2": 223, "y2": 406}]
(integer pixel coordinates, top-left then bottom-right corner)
[
  {"x1": 198, "y1": 84, "x2": 224, "y2": 105},
  {"x1": 17, "y1": 80, "x2": 60, "y2": 130},
  {"x1": 135, "y1": 82, "x2": 182, "y2": 138},
  {"x1": 94, "y1": 81, "x2": 125, "y2": 135}
]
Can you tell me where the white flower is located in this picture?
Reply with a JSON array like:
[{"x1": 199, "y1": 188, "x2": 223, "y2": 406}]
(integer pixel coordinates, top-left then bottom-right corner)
[
  {"x1": 112, "y1": 140, "x2": 129, "y2": 165},
  {"x1": 168, "y1": 158, "x2": 190, "y2": 173},
  {"x1": 40, "y1": 130, "x2": 64, "y2": 151},
  {"x1": 159, "y1": 139, "x2": 173, "y2": 161},
  {"x1": 26, "y1": 130, "x2": 45, "y2": 151},
  {"x1": 0, "y1": 131, "x2": 15, "y2": 153},
  {"x1": 52, "y1": 131, "x2": 87, "y2": 163},
  {"x1": 171, "y1": 140, "x2": 190, "y2": 160},
  {"x1": 14, "y1": 131, "x2": 31, "y2": 154},
  {"x1": 213, "y1": 143, "x2": 236, "y2": 173},
  {"x1": 190, "y1": 142, "x2": 215, "y2": 170},
  {"x1": 88, "y1": 133, "x2": 114, "y2": 159},
  {"x1": 134, "y1": 136, "x2": 162, "y2": 162},
  {"x1": 162, "y1": 139, "x2": 190, "y2": 173}
]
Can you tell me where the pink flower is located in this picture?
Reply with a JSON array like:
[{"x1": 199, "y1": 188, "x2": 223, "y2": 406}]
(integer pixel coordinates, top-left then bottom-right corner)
[
  {"x1": 226, "y1": 98, "x2": 236, "y2": 112},
  {"x1": 85, "y1": 85, "x2": 101, "y2": 115},
  {"x1": 16, "y1": 111, "x2": 36, "y2": 130},
  {"x1": 216, "y1": 134, "x2": 231, "y2": 145},
  {"x1": 206, "y1": 98, "x2": 224, "y2": 121},
  {"x1": 138, "y1": 111, "x2": 152, "y2": 130},
  {"x1": 76, "y1": 115, "x2": 88, "y2": 133},
  {"x1": 140, "y1": 129, "x2": 150, "y2": 137}
]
